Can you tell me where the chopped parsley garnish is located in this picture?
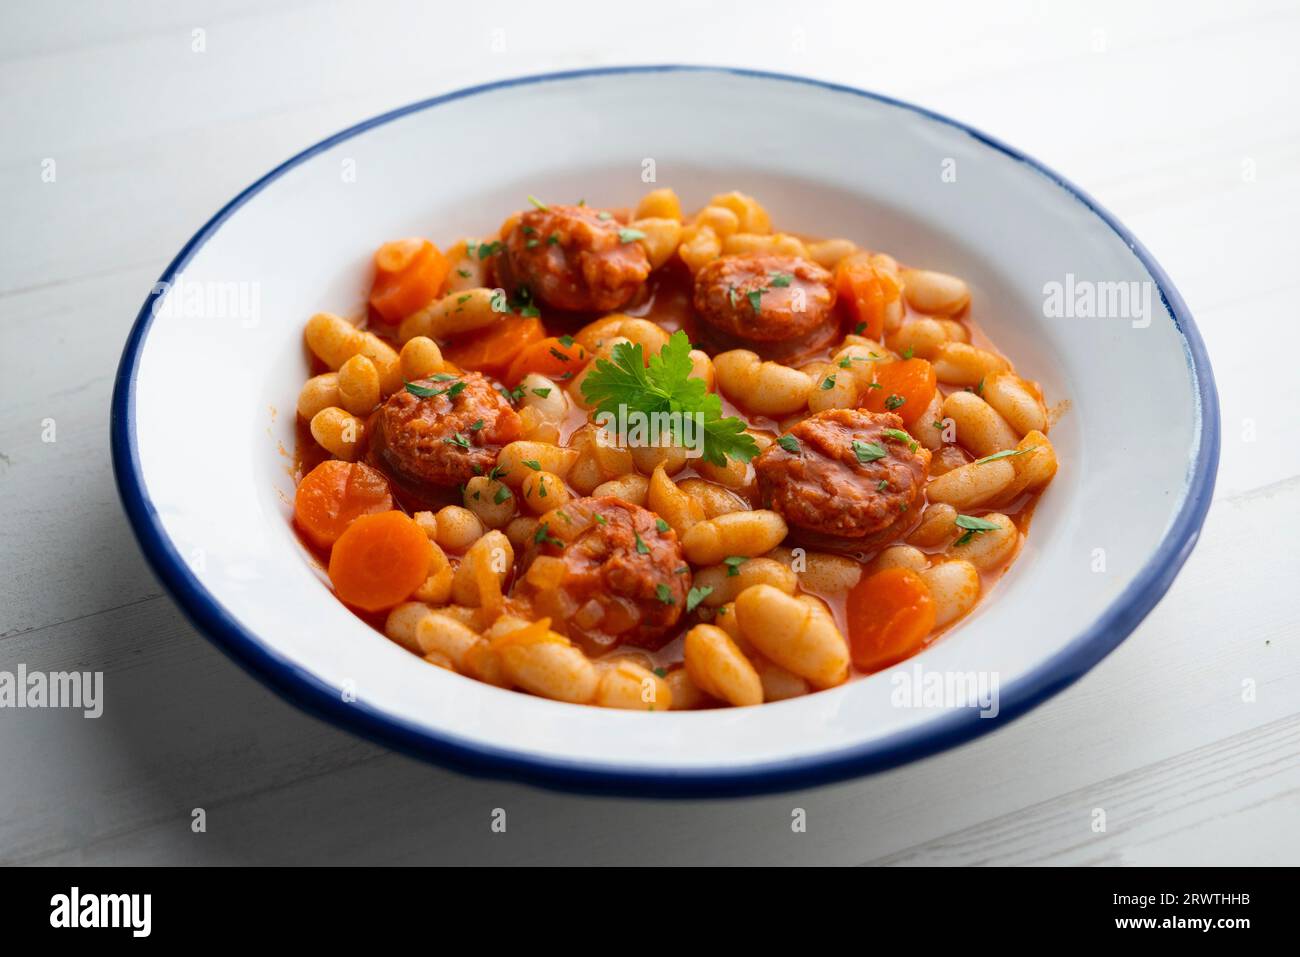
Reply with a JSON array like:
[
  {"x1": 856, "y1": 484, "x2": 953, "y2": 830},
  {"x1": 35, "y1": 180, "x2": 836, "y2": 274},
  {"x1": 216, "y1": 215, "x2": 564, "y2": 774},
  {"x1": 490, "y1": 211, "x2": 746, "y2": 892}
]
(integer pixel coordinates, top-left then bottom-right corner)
[
  {"x1": 634, "y1": 532, "x2": 649, "y2": 555},
  {"x1": 746, "y1": 288, "x2": 767, "y2": 313},
  {"x1": 877, "y1": 479, "x2": 890, "y2": 491},
  {"x1": 487, "y1": 465, "x2": 507, "y2": 481},
  {"x1": 527, "y1": 194, "x2": 548, "y2": 210},
  {"x1": 443, "y1": 432, "x2": 471, "y2": 448},
  {"x1": 531, "y1": 387, "x2": 552, "y2": 398},
  {"x1": 820, "y1": 374, "x2": 837, "y2": 390},
  {"x1": 655, "y1": 518, "x2": 670, "y2": 533},
  {"x1": 618, "y1": 227, "x2": 646, "y2": 244},
  {"x1": 476, "y1": 241, "x2": 502, "y2": 260},
  {"x1": 537, "y1": 479, "x2": 548, "y2": 498},
  {"x1": 547, "y1": 233, "x2": 560, "y2": 245},
  {"x1": 853, "y1": 322, "x2": 867, "y2": 335},
  {"x1": 403, "y1": 379, "x2": 444, "y2": 398},
  {"x1": 902, "y1": 346, "x2": 915, "y2": 360},
  {"x1": 769, "y1": 272, "x2": 793, "y2": 287},
  {"x1": 975, "y1": 376, "x2": 985, "y2": 395},
  {"x1": 954, "y1": 513, "x2": 1003, "y2": 546},
  {"x1": 723, "y1": 555, "x2": 747, "y2": 577},
  {"x1": 881, "y1": 427, "x2": 918, "y2": 451},
  {"x1": 457, "y1": 268, "x2": 471, "y2": 278},
  {"x1": 469, "y1": 418, "x2": 484, "y2": 431},
  {"x1": 557, "y1": 334, "x2": 576, "y2": 348},
  {"x1": 523, "y1": 459, "x2": 542, "y2": 471},
  {"x1": 777, "y1": 434, "x2": 801, "y2": 453},
  {"x1": 973, "y1": 446, "x2": 1038, "y2": 465},
  {"x1": 852, "y1": 440, "x2": 887, "y2": 463},
  {"x1": 404, "y1": 377, "x2": 465, "y2": 399},
  {"x1": 594, "y1": 514, "x2": 607, "y2": 525},
  {"x1": 653, "y1": 667, "x2": 667, "y2": 678},
  {"x1": 579, "y1": 330, "x2": 759, "y2": 467},
  {"x1": 884, "y1": 393, "x2": 906, "y2": 411},
  {"x1": 596, "y1": 211, "x2": 612, "y2": 220},
  {"x1": 525, "y1": 238, "x2": 539, "y2": 249},
  {"x1": 493, "y1": 486, "x2": 512, "y2": 505},
  {"x1": 655, "y1": 584, "x2": 676, "y2": 606},
  {"x1": 686, "y1": 586, "x2": 713, "y2": 613},
  {"x1": 533, "y1": 522, "x2": 563, "y2": 547}
]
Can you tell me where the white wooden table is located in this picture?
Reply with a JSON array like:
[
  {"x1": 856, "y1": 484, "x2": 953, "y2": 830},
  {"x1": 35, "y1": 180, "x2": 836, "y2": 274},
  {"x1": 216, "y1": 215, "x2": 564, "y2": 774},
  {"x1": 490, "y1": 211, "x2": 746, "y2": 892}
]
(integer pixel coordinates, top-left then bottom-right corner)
[{"x1": 2, "y1": 0, "x2": 1297, "y2": 865}]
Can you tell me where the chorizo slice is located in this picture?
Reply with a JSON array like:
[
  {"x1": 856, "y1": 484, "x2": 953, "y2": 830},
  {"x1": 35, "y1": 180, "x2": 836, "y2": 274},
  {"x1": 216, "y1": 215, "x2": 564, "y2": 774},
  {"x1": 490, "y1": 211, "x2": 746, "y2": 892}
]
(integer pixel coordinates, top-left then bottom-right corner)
[
  {"x1": 754, "y1": 409, "x2": 930, "y2": 552},
  {"x1": 496, "y1": 204, "x2": 650, "y2": 313}
]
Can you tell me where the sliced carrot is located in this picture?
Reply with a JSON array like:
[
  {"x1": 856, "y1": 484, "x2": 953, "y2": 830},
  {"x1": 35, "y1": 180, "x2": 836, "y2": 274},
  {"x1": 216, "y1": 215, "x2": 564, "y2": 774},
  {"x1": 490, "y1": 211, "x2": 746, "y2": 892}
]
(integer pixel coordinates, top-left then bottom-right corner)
[
  {"x1": 442, "y1": 314, "x2": 547, "y2": 379},
  {"x1": 502, "y1": 332, "x2": 588, "y2": 385},
  {"x1": 846, "y1": 567, "x2": 937, "y2": 672},
  {"x1": 369, "y1": 238, "x2": 450, "y2": 324},
  {"x1": 294, "y1": 460, "x2": 393, "y2": 551},
  {"x1": 328, "y1": 511, "x2": 432, "y2": 612},
  {"x1": 835, "y1": 255, "x2": 900, "y2": 341},
  {"x1": 862, "y1": 357, "x2": 937, "y2": 427}
]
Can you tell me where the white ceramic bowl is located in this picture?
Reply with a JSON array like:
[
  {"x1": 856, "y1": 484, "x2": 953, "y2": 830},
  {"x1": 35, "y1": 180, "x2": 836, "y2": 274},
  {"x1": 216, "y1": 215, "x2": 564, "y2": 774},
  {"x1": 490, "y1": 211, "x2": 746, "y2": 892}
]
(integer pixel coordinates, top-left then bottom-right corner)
[{"x1": 112, "y1": 66, "x2": 1218, "y2": 795}]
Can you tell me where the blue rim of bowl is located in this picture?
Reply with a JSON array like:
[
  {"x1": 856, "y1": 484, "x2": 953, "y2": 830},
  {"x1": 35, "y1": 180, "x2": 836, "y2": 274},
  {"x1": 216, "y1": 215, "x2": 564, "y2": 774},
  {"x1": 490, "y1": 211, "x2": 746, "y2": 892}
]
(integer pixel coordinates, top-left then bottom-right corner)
[{"x1": 111, "y1": 64, "x2": 1220, "y2": 798}]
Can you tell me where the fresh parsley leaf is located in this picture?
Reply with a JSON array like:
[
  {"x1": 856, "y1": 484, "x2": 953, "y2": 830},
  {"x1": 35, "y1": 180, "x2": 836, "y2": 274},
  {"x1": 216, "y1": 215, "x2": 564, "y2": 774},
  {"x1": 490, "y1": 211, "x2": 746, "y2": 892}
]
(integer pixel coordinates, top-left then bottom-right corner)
[
  {"x1": 902, "y1": 345, "x2": 914, "y2": 360},
  {"x1": 777, "y1": 435, "x2": 800, "y2": 453},
  {"x1": 881, "y1": 427, "x2": 918, "y2": 451},
  {"x1": 973, "y1": 446, "x2": 1038, "y2": 465},
  {"x1": 769, "y1": 272, "x2": 793, "y2": 287},
  {"x1": 443, "y1": 432, "x2": 471, "y2": 448},
  {"x1": 531, "y1": 387, "x2": 552, "y2": 398},
  {"x1": 655, "y1": 518, "x2": 670, "y2": 533},
  {"x1": 557, "y1": 334, "x2": 576, "y2": 348},
  {"x1": 955, "y1": 514, "x2": 1003, "y2": 532},
  {"x1": 493, "y1": 486, "x2": 512, "y2": 504},
  {"x1": 578, "y1": 330, "x2": 759, "y2": 467},
  {"x1": 953, "y1": 513, "x2": 1002, "y2": 546},
  {"x1": 634, "y1": 532, "x2": 649, "y2": 554},
  {"x1": 618, "y1": 227, "x2": 646, "y2": 244},
  {"x1": 852, "y1": 440, "x2": 887, "y2": 463},
  {"x1": 884, "y1": 393, "x2": 905, "y2": 411},
  {"x1": 403, "y1": 379, "x2": 444, "y2": 398},
  {"x1": 820, "y1": 374, "x2": 837, "y2": 390},
  {"x1": 527, "y1": 194, "x2": 548, "y2": 210},
  {"x1": 723, "y1": 555, "x2": 747, "y2": 577},
  {"x1": 655, "y1": 583, "x2": 675, "y2": 605},
  {"x1": 686, "y1": 586, "x2": 713, "y2": 613},
  {"x1": 523, "y1": 459, "x2": 542, "y2": 471},
  {"x1": 746, "y1": 289, "x2": 765, "y2": 313}
]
